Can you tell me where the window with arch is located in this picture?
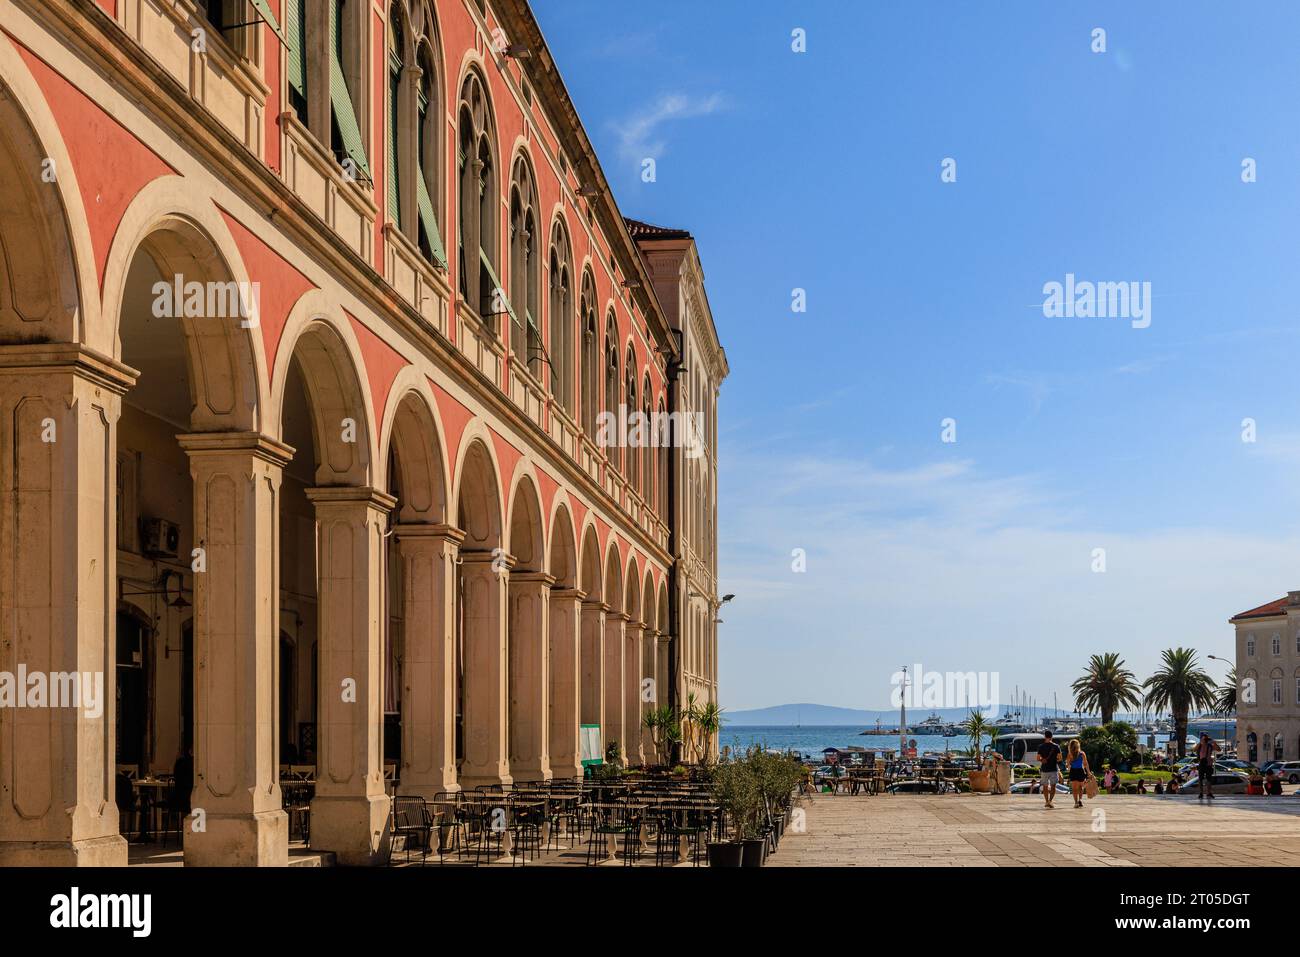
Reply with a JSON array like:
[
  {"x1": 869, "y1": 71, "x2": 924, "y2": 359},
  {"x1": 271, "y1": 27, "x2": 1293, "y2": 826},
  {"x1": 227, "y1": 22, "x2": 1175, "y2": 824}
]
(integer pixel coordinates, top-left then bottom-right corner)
[
  {"x1": 458, "y1": 71, "x2": 498, "y2": 322},
  {"x1": 603, "y1": 312, "x2": 619, "y2": 462},
  {"x1": 657, "y1": 398, "x2": 668, "y2": 516},
  {"x1": 548, "y1": 221, "x2": 574, "y2": 413},
  {"x1": 331, "y1": 0, "x2": 370, "y2": 180},
  {"x1": 1294, "y1": 668, "x2": 1300, "y2": 705},
  {"x1": 386, "y1": 6, "x2": 403, "y2": 227},
  {"x1": 1276, "y1": 734, "x2": 1285, "y2": 760},
  {"x1": 1272, "y1": 671, "x2": 1283, "y2": 705},
  {"x1": 641, "y1": 374, "x2": 652, "y2": 502},
  {"x1": 624, "y1": 345, "x2": 637, "y2": 487},
  {"x1": 579, "y1": 271, "x2": 598, "y2": 435},
  {"x1": 1264, "y1": 733, "x2": 1272, "y2": 754},
  {"x1": 509, "y1": 155, "x2": 541, "y2": 377}
]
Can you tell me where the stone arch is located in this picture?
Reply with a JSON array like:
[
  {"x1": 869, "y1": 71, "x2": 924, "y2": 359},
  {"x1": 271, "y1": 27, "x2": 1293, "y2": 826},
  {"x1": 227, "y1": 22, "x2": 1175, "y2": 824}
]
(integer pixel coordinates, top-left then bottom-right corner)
[
  {"x1": 641, "y1": 569, "x2": 657, "y2": 634},
  {"x1": 378, "y1": 370, "x2": 448, "y2": 523},
  {"x1": 453, "y1": 431, "x2": 503, "y2": 550},
  {"x1": 106, "y1": 199, "x2": 266, "y2": 432},
  {"x1": 603, "y1": 537, "x2": 623, "y2": 613},
  {"x1": 623, "y1": 555, "x2": 642, "y2": 627},
  {"x1": 547, "y1": 497, "x2": 577, "y2": 590},
  {"x1": 505, "y1": 469, "x2": 544, "y2": 572},
  {"x1": 274, "y1": 304, "x2": 374, "y2": 486},
  {"x1": 578, "y1": 520, "x2": 602, "y2": 599},
  {"x1": 0, "y1": 47, "x2": 97, "y2": 350}
]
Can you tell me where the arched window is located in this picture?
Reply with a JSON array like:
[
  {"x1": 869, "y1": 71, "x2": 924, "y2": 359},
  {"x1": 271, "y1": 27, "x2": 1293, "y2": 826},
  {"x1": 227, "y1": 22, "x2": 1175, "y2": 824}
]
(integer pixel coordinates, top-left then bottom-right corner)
[
  {"x1": 415, "y1": 42, "x2": 445, "y2": 266},
  {"x1": 548, "y1": 220, "x2": 573, "y2": 413},
  {"x1": 657, "y1": 398, "x2": 668, "y2": 516},
  {"x1": 624, "y1": 345, "x2": 637, "y2": 487},
  {"x1": 603, "y1": 312, "x2": 619, "y2": 464},
  {"x1": 331, "y1": 0, "x2": 369, "y2": 179},
  {"x1": 579, "y1": 271, "x2": 597, "y2": 435},
  {"x1": 386, "y1": 5, "x2": 404, "y2": 228},
  {"x1": 641, "y1": 374, "x2": 652, "y2": 502},
  {"x1": 458, "y1": 71, "x2": 497, "y2": 323},
  {"x1": 1247, "y1": 731, "x2": 1258, "y2": 763},
  {"x1": 509, "y1": 155, "x2": 541, "y2": 377}
]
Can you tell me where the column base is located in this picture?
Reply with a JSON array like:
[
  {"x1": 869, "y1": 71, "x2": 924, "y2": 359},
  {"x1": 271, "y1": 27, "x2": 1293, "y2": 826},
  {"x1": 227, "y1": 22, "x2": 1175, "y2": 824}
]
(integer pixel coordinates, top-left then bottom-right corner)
[
  {"x1": 183, "y1": 809, "x2": 288, "y2": 867},
  {"x1": 309, "y1": 794, "x2": 391, "y2": 866},
  {"x1": 549, "y1": 758, "x2": 583, "y2": 781},
  {"x1": 0, "y1": 833, "x2": 127, "y2": 867}
]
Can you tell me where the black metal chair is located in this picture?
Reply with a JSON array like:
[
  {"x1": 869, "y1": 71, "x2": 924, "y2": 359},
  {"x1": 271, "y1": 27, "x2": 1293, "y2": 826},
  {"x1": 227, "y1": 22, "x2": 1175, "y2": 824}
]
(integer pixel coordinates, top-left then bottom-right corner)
[{"x1": 390, "y1": 796, "x2": 433, "y2": 865}]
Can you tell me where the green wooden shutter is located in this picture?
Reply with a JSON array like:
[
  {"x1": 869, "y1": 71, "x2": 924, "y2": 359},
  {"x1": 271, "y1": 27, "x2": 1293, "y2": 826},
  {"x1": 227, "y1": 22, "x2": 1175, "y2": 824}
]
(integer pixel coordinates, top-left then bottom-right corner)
[
  {"x1": 417, "y1": 175, "x2": 448, "y2": 268},
  {"x1": 480, "y1": 251, "x2": 516, "y2": 324},
  {"x1": 249, "y1": 0, "x2": 288, "y2": 47},
  {"x1": 329, "y1": 0, "x2": 369, "y2": 177},
  {"x1": 387, "y1": 57, "x2": 400, "y2": 223},
  {"x1": 286, "y1": 0, "x2": 305, "y2": 97}
]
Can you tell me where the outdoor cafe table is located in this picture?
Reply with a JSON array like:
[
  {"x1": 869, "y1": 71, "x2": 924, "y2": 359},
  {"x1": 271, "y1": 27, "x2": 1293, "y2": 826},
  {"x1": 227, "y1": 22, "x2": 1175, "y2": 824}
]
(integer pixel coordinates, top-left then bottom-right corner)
[
  {"x1": 586, "y1": 802, "x2": 650, "y2": 861},
  {"x1": 131, "y1": 778, "x2": 170, "y2": 843}
]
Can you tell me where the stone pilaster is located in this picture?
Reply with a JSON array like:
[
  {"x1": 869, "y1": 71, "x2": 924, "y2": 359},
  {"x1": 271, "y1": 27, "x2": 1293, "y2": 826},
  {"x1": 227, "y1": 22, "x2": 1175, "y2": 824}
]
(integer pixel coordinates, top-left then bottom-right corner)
[
  {"x1": 305, "y1": 486, "x2": 395, "y2": 866},
  {"x1": 0, "y1": 345, "x2": 135, "y2": 866},
  {"x1": 179, "y1": 431, "x2": 295, "y2": 866},
  {"x1": 624, "y1": 621, "x2": 645, "y2": 766},
  {"x1": 549, "y1": 588, "x2": 584, "y2": 779},
  {"x1": 394, "y1": 523, "x2": 463, "y2": 797},
  {"x1": 579, "y1": 599, "x2": 606, "y2": 751},
  {"x1": 459, "y1": 551, "x2": 513, "y2": 788},
  {"x1": 508, "y1": 572, "x2": 553, "y2": 782},
  {"x1": 603, "y1": 611, "x2": 627, "y2": 763}
]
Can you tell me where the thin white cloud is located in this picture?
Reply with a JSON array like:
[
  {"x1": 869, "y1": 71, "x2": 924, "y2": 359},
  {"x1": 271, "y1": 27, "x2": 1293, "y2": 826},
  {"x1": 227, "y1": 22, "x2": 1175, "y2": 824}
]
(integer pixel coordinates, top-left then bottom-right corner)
[{"x1": 612, "y1": 92, "x2": 726, "y2": 162}]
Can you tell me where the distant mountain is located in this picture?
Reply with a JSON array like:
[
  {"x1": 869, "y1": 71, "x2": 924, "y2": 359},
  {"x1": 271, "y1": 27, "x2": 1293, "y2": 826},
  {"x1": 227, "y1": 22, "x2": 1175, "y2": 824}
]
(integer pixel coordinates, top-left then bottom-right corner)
[{"x1": 724, "y1": 703, "x2": 1023, "y2": 726}]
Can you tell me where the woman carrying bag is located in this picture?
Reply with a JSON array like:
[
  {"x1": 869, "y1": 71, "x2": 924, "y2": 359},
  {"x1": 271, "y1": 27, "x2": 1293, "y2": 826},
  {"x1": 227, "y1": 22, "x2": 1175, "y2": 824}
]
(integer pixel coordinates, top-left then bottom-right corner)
[{"x1": 1066, "y1": 739, "x2": 1092, "y2": 808}]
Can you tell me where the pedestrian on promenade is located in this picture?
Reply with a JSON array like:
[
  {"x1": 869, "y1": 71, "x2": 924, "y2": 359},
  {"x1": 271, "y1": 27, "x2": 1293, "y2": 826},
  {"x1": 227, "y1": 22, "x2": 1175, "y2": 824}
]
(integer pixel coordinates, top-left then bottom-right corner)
[
  {"x1": 1195, "y1": 733, "x2": 1217, "y2": 800},
  {"x1": 1066, "y1": 739, "x2": 1090, "y2": 808},
  {"x1": 1037, "y1": 730, "x2": 1062, "y2": 809}
]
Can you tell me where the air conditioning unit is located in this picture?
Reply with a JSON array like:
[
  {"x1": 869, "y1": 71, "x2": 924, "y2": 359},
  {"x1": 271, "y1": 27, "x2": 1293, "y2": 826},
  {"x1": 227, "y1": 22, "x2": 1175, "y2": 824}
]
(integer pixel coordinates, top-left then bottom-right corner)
[{"x1": 140, "y1": 517, "x2": 180, "y2": 559}]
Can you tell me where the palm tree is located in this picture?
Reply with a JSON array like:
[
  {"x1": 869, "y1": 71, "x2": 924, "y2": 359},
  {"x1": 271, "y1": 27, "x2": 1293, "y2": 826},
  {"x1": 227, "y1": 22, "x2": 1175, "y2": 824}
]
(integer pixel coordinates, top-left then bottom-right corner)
[
  {"x1": 695, "y1": 701, "x2": 723, "y2": 764},
  {"x1": 1213, "y1": 666, "x2": 1238, "y2": 717},
  {"x1": 1143, "y1": 648, "x2": 1218, "y2": 759},
  {"x1": 962, "y1": 710, "x2": 991, "y2": 767},
  {"x1": 1071, "y1": 653, "x2": 1142, "y2": 725}
]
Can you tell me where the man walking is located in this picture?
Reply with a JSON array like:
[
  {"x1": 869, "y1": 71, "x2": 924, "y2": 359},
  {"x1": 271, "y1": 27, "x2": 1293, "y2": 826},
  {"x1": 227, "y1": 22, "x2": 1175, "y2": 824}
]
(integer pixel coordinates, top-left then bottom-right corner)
[
  {"x1": 1195, "y1": 732, "x2": 1218, "y2": 800},
  {"x1": 1037, "y1": 730, "x2": 1062, "y2": 809}
]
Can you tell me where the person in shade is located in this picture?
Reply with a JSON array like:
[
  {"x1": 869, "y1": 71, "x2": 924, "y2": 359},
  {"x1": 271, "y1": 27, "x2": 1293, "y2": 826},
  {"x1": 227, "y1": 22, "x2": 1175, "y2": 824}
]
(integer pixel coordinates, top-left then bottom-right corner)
[
  {"x1": 1036, "y1": 730, "x2": 1062, "y2": 809},
  {"x1": 1066, "y1": 738, "x2": 1091, "y2": 808},
  {"x1": 1194, "y1": 733, "x2": 1218, "y2": 800}
]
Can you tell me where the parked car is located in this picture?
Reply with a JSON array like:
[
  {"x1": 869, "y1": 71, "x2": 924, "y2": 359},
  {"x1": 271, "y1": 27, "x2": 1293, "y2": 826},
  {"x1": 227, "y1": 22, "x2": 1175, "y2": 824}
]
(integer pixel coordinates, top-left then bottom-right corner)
[
  {"x1": 1176, "y1": 772, "x2": 1249, "y2": 795},
  {"x1": 1223, "y1": 759, "x2": 1260, "y2": 776},
  {"x1": 887, "y1": 779, "x2": 956, "y2": 794},
  {"x1": 1009, "y1": 780, "x2": 1070, "y2": 795},
  {"x1": 1270, "y1": 761, "x2": 1300, "y2": 784}
]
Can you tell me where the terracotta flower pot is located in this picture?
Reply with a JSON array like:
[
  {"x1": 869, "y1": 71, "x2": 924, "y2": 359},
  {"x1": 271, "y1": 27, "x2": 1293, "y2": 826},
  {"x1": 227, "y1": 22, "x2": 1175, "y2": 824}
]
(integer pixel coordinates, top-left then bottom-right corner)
[{"x1": 968, "y1": 769, "x2": 991, "y2": 792}]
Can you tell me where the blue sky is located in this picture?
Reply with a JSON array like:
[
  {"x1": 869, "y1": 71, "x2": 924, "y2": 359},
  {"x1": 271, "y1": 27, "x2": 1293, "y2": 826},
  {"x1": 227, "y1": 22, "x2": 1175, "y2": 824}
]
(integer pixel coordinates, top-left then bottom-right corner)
[{"x1": 534, "y1": 1, "x2": 1300, "y2": 712}]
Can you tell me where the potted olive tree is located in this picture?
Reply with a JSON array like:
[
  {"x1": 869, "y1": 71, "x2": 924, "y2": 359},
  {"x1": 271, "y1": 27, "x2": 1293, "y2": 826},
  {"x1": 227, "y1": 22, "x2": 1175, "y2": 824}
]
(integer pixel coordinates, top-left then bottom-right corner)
[{"x1": 709, "y1": 757, "x2": 757, "y2": 866}]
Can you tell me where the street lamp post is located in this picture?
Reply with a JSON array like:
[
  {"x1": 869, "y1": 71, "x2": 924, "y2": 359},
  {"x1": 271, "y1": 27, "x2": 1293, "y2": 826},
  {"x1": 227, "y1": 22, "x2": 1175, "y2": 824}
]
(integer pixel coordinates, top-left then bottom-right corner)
[{"x1": 1207, "y1": 654, "x2": 1232, "y2": 751}]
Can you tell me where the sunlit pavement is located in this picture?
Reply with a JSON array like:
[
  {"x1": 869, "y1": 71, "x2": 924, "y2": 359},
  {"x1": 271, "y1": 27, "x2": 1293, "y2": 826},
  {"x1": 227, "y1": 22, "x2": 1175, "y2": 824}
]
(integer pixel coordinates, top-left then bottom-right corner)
[{"x1": 770, "y1": 792, "x2": 1300, "y2": 867}]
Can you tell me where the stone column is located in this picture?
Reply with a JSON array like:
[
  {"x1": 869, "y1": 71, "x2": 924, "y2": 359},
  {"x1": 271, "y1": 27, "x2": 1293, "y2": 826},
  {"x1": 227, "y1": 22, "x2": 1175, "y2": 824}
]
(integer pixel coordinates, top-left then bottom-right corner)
[
  {"x1": 655, "y1": 634, "x2": 671, "y2": 718},
  {"x1": 641, "y1": 630, "x2": 660, "y2": 765},
  {"x1": 549, "y1": 588, "x2": 584, "y2": 779},
  {"x1": 0, "y1": 345, "x2": 134, "y2": 866},
  {"x1": 178, "y1": 431, "x2": 294, "y2": 866},
  {"x1": 460, "y1": 551, "x2": 512, "y2": 788},
  {"x1": 508, "y1": 572, "x2": 553, "y2": 782},
  {"x1": 394, "y1": 523, "x2": 463, "y2": 797},
  {"x1": 305, "y1": 486, "x2": 394, "y2": 866},
  {"x1": 603, "y1": 611, "x2": 627, "y2": 763},
  {"x1": 579, "y1": 599, "x2": 606, "y2": 753},
  {"x1": 624, "y1": 620, "x2": 645, "y2": 766}
]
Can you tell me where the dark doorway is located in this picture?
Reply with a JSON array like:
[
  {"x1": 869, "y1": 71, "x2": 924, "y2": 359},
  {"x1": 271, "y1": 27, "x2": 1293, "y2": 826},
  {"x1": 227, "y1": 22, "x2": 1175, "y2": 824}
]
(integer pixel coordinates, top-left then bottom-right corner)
[
  {"x1": 115, "y1": 611, "x2": 149, "y2": 768},
  {"x1": 279, "y1": 633, "x2": 296, "y2": 761},
  {"x1": 181, "y1": 621, "x2": 193, "y2": 754}
]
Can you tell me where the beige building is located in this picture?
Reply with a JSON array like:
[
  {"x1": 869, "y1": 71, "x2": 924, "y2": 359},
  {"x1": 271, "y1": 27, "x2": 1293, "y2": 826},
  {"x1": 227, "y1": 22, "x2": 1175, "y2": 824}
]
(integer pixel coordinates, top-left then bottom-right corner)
[
  {"x1": 1230, "y1": 593, "x2": 1300, "y2": 764},
  {"x1": 0, "y1": 0, "x2": 723, "y2": 866},
  {"x1": 630, "y1": 222, "x2": 728, "y2": 720}
]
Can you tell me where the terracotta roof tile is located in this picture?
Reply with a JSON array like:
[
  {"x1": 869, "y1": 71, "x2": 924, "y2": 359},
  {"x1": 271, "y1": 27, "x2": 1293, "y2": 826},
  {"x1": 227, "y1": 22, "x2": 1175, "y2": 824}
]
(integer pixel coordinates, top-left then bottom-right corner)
[
  {"x1": 624, "y1": 217, "x2": 692, "y2": 241},
  {"x1": 1231, "y1": 597, "x2": 1289, "y2": 621}
]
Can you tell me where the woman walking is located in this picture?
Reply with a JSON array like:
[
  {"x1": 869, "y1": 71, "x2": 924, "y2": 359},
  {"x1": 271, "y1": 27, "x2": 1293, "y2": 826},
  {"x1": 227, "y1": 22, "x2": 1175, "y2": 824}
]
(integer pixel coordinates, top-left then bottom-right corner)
[{"x1": 1066, "y1": 739, "x2": 1091, "y2": 808}]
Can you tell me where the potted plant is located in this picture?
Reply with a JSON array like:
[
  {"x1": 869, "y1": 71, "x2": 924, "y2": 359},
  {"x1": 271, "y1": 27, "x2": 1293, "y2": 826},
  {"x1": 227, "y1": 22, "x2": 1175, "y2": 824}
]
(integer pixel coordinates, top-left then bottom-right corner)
[
  {"x1": 962, "y1": 710, "x2": 992, "y2": 792},
  {"x1": 708, "y1": 758, "x2": 754, "y2": 867}
]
